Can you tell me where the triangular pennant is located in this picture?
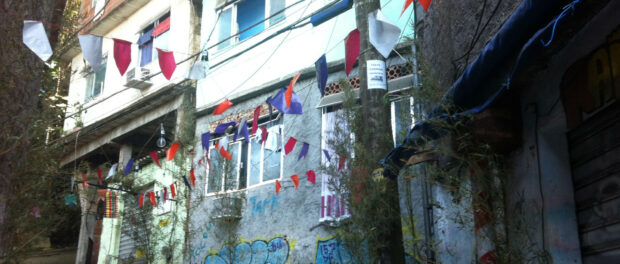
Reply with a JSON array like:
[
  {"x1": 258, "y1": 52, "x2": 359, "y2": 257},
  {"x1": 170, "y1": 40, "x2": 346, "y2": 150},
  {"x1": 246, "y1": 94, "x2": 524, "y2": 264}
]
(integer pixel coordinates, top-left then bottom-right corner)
[
  {"x1": 252, "y1": 106, "x2": 261, "y2": 135},
  {"x1": 201, "y1": 132, "x2": 211, "y2": 151},
  {"x1": 113, "y1": 38, "x2": 132, "y2": 76},
  {"x1": 315, "y1": 55, "x2": 328, "y2": 96},
  {"x1": 219, "y1": 146, "x2": 233, "y2": 160},
  {"x1": 170, "y1": 183, "x2": 176, "y2": 198},
  {"x1": 183, "y1": 175, "x2": 192, "y2": 190},
  {"x1": 190, "y1": 168, "x2": 196, "y2": 187},
  {"x1": 78, "y1": 34, "x2": 103, "y2": 70},
  {"x1": 150, "y1": 151, "x2": 161, "y2": 168},
  {"x1": 401, "y1": 0, "x2": 414, "y2": 17},
  {"x1": 23, "y1": 20, "x2": 53, "y2": 61},
  {"x1": 82, "y1": 173, "x2": 89, "y2": 187},
  {"x1": 344, "y1": 29, "x2": 361, "y2": 77},
  {"x1": 338, "y1": 154, "x2": 346, "y2": 171},
  {"x1": 157, "y1": 48, "x2": 176, "y2": 80},
  {"x1": 148, "y1": 192, "x2": 157, "y2": 206},
  {"x1": 166, "y1": 142, "x2": 180, "y2": 161},
  {"x1": 124, "y1": 158, "x2": 134, "y2": 176},
  {"x1": 298, "y1": 142, "x2": 309, "y2": 160},
  {"x1": 237, "y1": 118, "x2": 250, "y2": 142},
  {"x1": 323, "y1": 149, "x2": 331, "y2": 162},
  {"x1": 213, "y1": 99, "x2": 233, "y2": 115},
  {"x1": 138, "y1": 193, "x2": 144, "y2": 208},
  {"x1": 291, "y1": 174, "x2": 299, "y2": 190},
  {"x1": 259, "y1": 127, "x2": 268, "y2": 144},
  {"x1": 215, "y1": 121, "x2": 237, "y2": 134},
  {"x1": 285, "y1": 73, "x2": 301, "y2": 109},
  {"x1": 106, "y1": 163, "x2": 117, "y2": 180},
  {"x1": 267, "y1": 88, "x2": 303, "y2": 115},
  {"x1": 420, "y1": 0, "x2": 431, "y2": 12},
  {"x1": 97, "y1": 168, "x2": 103, "y2": 185},
  {"x1": 306, "y1": 170, "x2": 316, "y2": 184},
  {"x1": 284, "y1": 137, "x2": 297, "y2": 155},
  {"x1": 369, "y1": 10, "x2": 401, "y2": 58},
  {"x1": 275, "y1": 180, "x2": 282, "y2": 195}
]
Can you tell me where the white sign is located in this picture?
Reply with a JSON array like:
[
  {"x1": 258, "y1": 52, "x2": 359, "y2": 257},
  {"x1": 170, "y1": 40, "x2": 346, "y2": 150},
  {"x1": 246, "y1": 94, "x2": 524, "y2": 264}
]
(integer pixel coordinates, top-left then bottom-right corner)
[{"x1": 367, "y1": 60, "x2": 387, "y2": 90}]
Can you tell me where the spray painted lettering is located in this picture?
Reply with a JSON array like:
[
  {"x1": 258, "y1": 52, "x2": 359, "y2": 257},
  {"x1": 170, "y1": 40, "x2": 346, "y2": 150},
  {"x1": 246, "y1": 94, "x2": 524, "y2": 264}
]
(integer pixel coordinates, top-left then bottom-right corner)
[
  {"x1": 204, "y1": 237, "x2": 290, "y2": 264},
  {"x1": 315, "y1": 237, "x2": 352, "y2": 264},
  {"x1": 248, "y1": 194, "x2": 280, "y2": 216}
]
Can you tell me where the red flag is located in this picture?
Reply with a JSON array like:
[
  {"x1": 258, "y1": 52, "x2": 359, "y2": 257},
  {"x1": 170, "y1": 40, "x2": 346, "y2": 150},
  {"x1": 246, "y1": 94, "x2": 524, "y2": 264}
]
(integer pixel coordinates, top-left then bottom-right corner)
[
  {"x1": 285, "y1": 73, "x2": 301, "y2": 109},
  {"x1": 148, "y1": 192, "x2": 156, "y2": 206},
  {"x1": 157, "y1": 48, "x2": 176, "y2": 80},
  {"x1": 284, "y1": 137, "x2": 297, "y2": 155},
  {"x1": 139, "y1": 193, "x2": 144, "y2": 208},
  {"x1": 345, "y1": 29, "x2": 360, "y2": 77},
  {"x1": 219, "y1": 146, "x2": 232, "y2": 160},
  {"x1": 401, "y1": 0, "x2": 414, "y2": 16},
  {"x1": 259, "y1": 126, "x2": 268, "y2": 144},
  {"x1": 167, "y1": 142, "x2": 180, "y2": 161},
  {"x1": 213, "y1": 99, "x2": 233, "y2": 115},
  {"x1": 291, "y1": 174, "x2": 299, "y2": 190},
  {"x1": 97, "y1": 169, "x2": 102, "y2": 185},
  {"x1": 83, "y1": 173, "x2": 89, "y2": 187},
  {"x1": 190, "y1": 168, "x2": 196, "y2": 187},
  {"x1": 275, "y1": 180, "x2": 282, "y2": 195},
  {"x1": 306, "y1": 170, "x2": 316, "y2": 184},
  {"x1": 170, "y1": 183, "x2": 176, "y2": 198},
  {"x1": 113, "y1": 38, "x2": 132, "y2": 76},
  {"x1": 150, "y1": 151, "x2": 161, "y2": 168},
  {"x1": 419, "y1": 0, "x2": 431, "y2": 12},
  {"x1": 252, "y1": 105, "x2": 261, "y2": 135},
  {"x1": 164, "y1": 187, "x2": 168, "y2": 201},
  {"x1": 338, "y1": 154, "x2": 346, "y2": 171}
]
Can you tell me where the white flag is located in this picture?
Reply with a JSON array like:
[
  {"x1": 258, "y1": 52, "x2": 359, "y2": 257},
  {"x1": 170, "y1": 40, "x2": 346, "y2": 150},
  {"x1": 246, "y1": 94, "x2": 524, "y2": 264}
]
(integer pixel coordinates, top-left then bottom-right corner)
[
  {"x1": 23, "y1": 20, "x2": 53, "y2": 61},
  {"x1": 78, "y1": 34, "x2": 103, "y2": 70},
  {"x1": 106, "y1": 163, "x2": 118, "y2": 180},
  {"x1": 368, "y1": 10, "x2": 401, "y2": 58},
  {"x1": 188, "y1": 60, "x2": 208, "y2": 80}
]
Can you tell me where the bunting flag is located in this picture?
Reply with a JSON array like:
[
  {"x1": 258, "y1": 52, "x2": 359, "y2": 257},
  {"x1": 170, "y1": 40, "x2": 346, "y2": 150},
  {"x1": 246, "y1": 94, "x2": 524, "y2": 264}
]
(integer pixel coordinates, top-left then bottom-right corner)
[
  {"x1": 219, "y1": 146, "x2": 233, "y2": 160},
  {"x1": 323, "y1": 149, "x2": 331, "y2": 161},
  {"x1": 167, "y1": 142, "x2": 180, "y2": 161},
  {"x1": 306, "y1": 170, "x2": 316, "y2": 184},
  {"x1": 275, "y1": 180, "x2": 282, "y2": 195},
  {"x1": 259, "y1": 126, "x2": 268, "y2": 144},
  {"x1": 369, "y1": 10, "x2": 401, "y2": 58},
  {"x1": 190, "y1": 168, "x2": 196, "y2": 187},
  {"x1": 315, "y1": 55, "x2": 328, "y2": 96},
  {"x1": 183, "y1": 175, "x2": 192, "y2": 190},
  {"x1": 105, "y1": 191, "x2": 118, "y2": 218},
  {"x1": 170, "y1": 183, "x2": 176, "y2": 198},
  {"x1": 285, "y1": 73, "x2": 301, "y2": 109},
  {"x1": 188, "y1": 60, "x2": 208, "y2": 80},
  {"x1": 215, "y1": 121, "x2": 237, "y2": 134},
  {"x1": 83, "y1": 173, "x2": 88, "y2": 187},
  {"x1": 237, "y1": 118, "x2": 250, "y2": 142},
  {"x1": 78, "y1": 34, "x2": 103, "y2": 70},
  {"x1": 64, "y1": 194, "x2": 77, "y2": 206},
  {"x1": 267, "y1": 87, "x2": 303, "y2": 115},
  {"x1": 401, "y1": 0, "x2": 414, "y2": 17},
  {"x1": 125, "y1": 158, "x2": 134, "y2": 176},
  {"x1": 164, "y1": 187, "x2": 168, "y2": 201},
  {"x1": 298, "y1": 142, "x2": 309, "y2": 160},
  {"x1": 150, "y1": 151, "x2": 161, "y2": 168},
  {"x1": 157, "y1": 48, "x2": 176, "y2": 80},
  {"x1": 201, "y1": 132, "x2": 211, "y2": 151},
  {"x1": 284, "y1": 137, "x2": 297, "y2": 155},
  {"x1": 213, "y1": 99, "x2": 233, "y2": 115},
  {"x1": 23, "y1": 20, "x2": 53, "y2": 61},
  {"x1": 106, "y1": 163, "x2": 117, "y2": 180},
  {"x1": 97, "y1": 168, "x2": 103, "y2": 185},
  {"x1": 138, "y1": 193, "x2": 144, "y2": 208},
  {"x1": 338, "y1": 154, "x2": 346, "y2": 171},
  {"x1": 291, "y1": 174, "x2": 299, "y2": 190},
  {"x1": 420, "y1": 0, "x2": 431, "y2": 12},
  {"x1": 344, "y1": 29, "x2": 361, "y2": 77},
  {"x1": 252, "y1": 106, "x2": 261, "y2": 135},
  {"x1": 113, "y1": 38, "x2": 132, "y2": 76},
  {"x1": 148, "y1": 192, "x2": 157, "y2": 206}
]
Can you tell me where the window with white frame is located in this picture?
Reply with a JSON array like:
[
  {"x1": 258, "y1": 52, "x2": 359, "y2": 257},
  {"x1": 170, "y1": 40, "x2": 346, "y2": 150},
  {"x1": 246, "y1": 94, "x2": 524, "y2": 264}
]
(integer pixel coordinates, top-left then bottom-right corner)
[
  {"x1": 390, "y1": 96, "x2": 414, "y2": 146},
  {"x1": 92, "y1": 0, "x2": 104, "y2": 20},
  {"x1": 84, "y1": 57, "x2": 107, "y2": 102},
  {"x1": 215, "y1": 0, "x2": 286, "y2": 51},
  {"x1": 206, "y1": 118, "x2": 283, "y2": 194},
  {"x1": 138, "y1": 13, "x2": 171, "y2": 67}
]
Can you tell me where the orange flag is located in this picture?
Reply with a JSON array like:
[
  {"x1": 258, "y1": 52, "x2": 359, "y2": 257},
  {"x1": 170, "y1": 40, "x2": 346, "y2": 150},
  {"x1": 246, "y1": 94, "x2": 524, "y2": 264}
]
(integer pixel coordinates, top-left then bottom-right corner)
[
  {"x1": 291, "y1": 174, "x2": 299, "y2": 190},
  {"x1": 139, "y1": 193, "x2": 144, "y2": 208},
  {"x1": 219, "y1": 146, "x2": 232, "y2": 160},
  {"x1": 285, "y1": 73, "x2": 301, "y2": 108},
  {"x1": 419, "y1": 0, "x2": 431, "y2": 12},
  {"x1": 190, "y1": 168, "x2": 196, "y2": 187},
  {"x1": 148, "y1": 192, "x2": 156, "y2": 206},
  {"x1": 275, "y1": 180, "x2": 282, "y2": 195},
  {"x1": 83, "y1": 173, "x2": 89, "y2": 187},
  {"x1": 170, "y1": 183, "x2": 176, "y2": 198},
  {"x1": 400, "y1": 0, "x2": 414, "y2": 17},
  {"x1": 213, "y1": 99, "x2": 233, "y2": 115},
  {"x1": 166, "y1": 142, "x2": 180, "y2": 161}
]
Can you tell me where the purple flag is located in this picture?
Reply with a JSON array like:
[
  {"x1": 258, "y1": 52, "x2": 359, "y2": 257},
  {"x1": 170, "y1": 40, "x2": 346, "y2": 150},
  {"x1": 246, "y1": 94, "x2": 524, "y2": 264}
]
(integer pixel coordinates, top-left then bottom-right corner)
[
  {"x1": 267, "y1": 87, "x2": 303, "y2": 115},
  {"x1": 323, "y1": 149, "x2": 331, "y2": 161},
  {"x1": 315, "y1": 55, "x2": 328, "y2": 96},
  {"x1": 124, "y1": 158, "x2": 134, "y2": 176},
  {"x1": 183, "y1": 175, "x2": 192, "y2": 190},
  {"x1": 201, "y1": 132, "x2": 210, "y2": 151},
  {"x1": 237, "y1": 118, "x2": 250, "y2": 142},
  {"x1": 298, "y1": 142, "x2": 310, "y2": 160},
  {"x1": 214, "y1": 121, "x2": 237, "y2": 134}
]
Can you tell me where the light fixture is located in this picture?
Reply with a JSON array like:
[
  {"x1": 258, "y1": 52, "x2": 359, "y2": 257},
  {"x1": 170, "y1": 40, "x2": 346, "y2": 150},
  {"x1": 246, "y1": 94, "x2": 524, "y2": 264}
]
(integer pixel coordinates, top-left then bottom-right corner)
[{"x1": 156, "y1": 123, "x2": 166, "y2": 148}]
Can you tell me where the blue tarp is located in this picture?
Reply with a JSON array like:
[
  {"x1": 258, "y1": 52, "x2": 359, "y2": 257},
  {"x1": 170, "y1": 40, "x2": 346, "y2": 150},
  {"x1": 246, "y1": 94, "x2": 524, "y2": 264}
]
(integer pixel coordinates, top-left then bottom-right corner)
[{"x1": 382, "y1": 0, "x2": 578, "y2": 179}]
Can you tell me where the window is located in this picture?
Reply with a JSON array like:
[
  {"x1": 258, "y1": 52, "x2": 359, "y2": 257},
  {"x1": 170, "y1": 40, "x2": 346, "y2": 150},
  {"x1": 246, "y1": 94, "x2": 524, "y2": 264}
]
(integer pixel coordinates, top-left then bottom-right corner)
[
  {"x1": 206, "y1": 119, "x2": 283, "y2": 194},
  {"x1": 138, "y1": 13, "x2": 171, "y2": 67},
  {"x1": 215, "y1": 0, "x2": 286, "y2": 50},
  {"x1": 84, "y1": 57, "x2": 106, "y2": 102},
  {"x1": 93, "y1": 0, "x2": 104, "y2": 20},
  {"x1": 391, "y1": 97, "x2": 414, "y2": 146}
]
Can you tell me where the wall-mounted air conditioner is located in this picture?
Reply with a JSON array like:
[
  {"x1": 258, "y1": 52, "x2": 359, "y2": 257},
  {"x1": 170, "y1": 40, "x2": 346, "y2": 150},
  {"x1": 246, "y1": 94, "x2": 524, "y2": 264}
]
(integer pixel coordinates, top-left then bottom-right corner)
[{"x1": 125, "y1": 67, "x2": 152, "y2": 89}]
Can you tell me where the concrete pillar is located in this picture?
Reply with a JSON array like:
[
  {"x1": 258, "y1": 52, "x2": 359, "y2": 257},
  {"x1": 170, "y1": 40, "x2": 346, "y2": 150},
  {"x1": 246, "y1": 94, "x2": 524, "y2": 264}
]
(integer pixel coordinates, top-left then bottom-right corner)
[{"x1": 119, "y1": 145, "x2": 133, "y2": 172}]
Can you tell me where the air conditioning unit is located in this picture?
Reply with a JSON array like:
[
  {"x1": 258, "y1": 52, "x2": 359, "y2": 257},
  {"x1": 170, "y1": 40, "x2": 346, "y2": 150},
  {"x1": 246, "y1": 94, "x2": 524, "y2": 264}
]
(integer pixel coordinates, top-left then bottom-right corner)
[{"x1": 125, "y1": 67, "x2": 152, "y2": 89}]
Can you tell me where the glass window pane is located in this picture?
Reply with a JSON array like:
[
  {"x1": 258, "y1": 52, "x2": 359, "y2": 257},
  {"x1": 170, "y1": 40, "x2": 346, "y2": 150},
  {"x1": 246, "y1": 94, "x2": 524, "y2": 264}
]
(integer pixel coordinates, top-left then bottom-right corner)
[
  {"x1": 208, "y1": 149, "x2": 222, "y2": 193},
  {"x1": 224, "y1": 143, "x2": 239, "y2": 190},
  {"x1": 239, "y1": 141, "x2": 248, "y2": 189},
  {"x1": 393, "y1": 99, "x2": 412, "y2": 145},
  {"x1": 217, "y1": 9, "x2": 232, "y2": 50},
  {"x1": 93, "y1": 61, "x2": 106, "y2": 97},
  {"x1": 237, "y1": 0, "x2": 265, "y2": 41},
  {"x1": 269, "y1": 0, "x2": 285, "y2": 25},
  {"x1": 248, "y1": 138, "x2": 261, "y2": 186},
  {"x1": 263, "y1": 126, "x2": 281, "y2": 181},
  {"x1": 85, "y1": 74, "x2": 94, "y2": 101},
  {"x1": 153, "y1": 30, "x2": 170, "y2": 55}
]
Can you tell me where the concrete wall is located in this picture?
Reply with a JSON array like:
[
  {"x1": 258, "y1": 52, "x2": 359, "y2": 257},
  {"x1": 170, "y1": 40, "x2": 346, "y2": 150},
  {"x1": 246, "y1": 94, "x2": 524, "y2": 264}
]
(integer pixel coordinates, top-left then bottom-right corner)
[{"x1": 64, "y1": 0, "x2": 197, "y2": 132}]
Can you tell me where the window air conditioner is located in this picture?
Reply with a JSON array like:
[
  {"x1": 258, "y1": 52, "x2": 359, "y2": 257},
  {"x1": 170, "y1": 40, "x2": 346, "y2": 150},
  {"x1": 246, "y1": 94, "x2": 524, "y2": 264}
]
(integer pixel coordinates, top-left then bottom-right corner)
[{"x1": 125, "y1": 67, "x2": 152, "y2": 89}]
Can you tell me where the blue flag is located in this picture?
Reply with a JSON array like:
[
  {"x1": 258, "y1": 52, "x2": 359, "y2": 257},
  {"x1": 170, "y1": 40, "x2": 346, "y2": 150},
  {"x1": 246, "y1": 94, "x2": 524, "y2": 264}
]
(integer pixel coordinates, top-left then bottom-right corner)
[
  {"x1": 323, "y1": 149, "x2": 331, "y2": 161},
  {"x1": 298, "y1": 142, "x2": 310, "y2": 160},
  {"x1": 267, "y1": 87, "x2": 303, "y2": 115},
  {"x1": 214, "y1": 121, "x2": 237, "y2": 134},
  {"x1": 201, "y1": 132, "x2": 210, "y2": 151},
  {"x1": 183, "y1": 175, "x2": 192, "y2": 190},
  {"x1": 315, "y1": 55, "x2": 328, "y2": 96},
  {"x1": 124, "y1": 158, "x2": 134, "y2": 176}
]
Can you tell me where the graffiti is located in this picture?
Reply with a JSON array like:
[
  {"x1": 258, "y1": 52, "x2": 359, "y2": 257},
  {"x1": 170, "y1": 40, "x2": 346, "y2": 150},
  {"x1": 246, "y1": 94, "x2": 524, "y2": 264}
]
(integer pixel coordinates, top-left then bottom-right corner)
[
  {"x1": 315, "y1": 237, "x2": 353, "y2": 264},
  {"x1": 248, "y1": 194, "x2": 280, "y2": 216},
  {"x1": 204, "y1": 237, "x2": 290, "y2": 264},
  {"x1": 192, "y1": 241, "x2": 207, "y2": 258}
]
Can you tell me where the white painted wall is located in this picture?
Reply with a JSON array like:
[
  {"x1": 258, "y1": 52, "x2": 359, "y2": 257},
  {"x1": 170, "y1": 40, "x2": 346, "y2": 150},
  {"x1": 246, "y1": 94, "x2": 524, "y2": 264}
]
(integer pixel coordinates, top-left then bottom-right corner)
[
  {"x1": 196, "y1": 0, "x2": 414, "y2": 109},
  {"x1": 64, "y1": 0, "x2": 196, "y2": 132}
]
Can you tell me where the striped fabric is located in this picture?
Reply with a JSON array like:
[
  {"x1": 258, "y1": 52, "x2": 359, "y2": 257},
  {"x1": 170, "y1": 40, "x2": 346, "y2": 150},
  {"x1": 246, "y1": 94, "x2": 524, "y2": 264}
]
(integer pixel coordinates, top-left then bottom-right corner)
[{"x1": 104, "y1": 191, "x2": 118, "y2": 218}]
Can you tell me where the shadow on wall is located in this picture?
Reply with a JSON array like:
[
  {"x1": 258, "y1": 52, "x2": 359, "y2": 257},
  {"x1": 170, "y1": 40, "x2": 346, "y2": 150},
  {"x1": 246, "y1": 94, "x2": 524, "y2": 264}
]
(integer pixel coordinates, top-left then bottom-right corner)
[{"x1": 204, "y1": 237, "x2": 289, "y2": 264}]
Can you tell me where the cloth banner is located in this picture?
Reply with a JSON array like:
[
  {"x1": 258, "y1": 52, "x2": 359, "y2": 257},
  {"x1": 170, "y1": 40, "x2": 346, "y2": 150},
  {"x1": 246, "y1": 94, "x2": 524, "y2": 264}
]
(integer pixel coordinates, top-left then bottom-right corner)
[
  {"x1": 97, "y1": 168, "x2": 103, "y2": 185},
  {"x1": 284, "y1": 137, "x2": 297, "y2": 155},
  {"x1": 105, "y1": 191, "x2": 118, "y2": 218},
  {"x1": 213, "y1": 99, "x2": 233, "y2": 115},
  {"x1": 252, "y1": 106, "x2": 261, "y2": 135},
  {"x1": 369, "y1": 10, "x2": 401, "y2": 58},
  {"x1": 113, "y1": 38, "x2": 132, "y2": 76},
  {"x1": 267, "y1": 88, "x2": 303, "y2": 115},
  {"x1": 285, "y1": 74, "x2": 301, "y2": 108},
  {"x1": 124, "y1": 158, "x2": 134, "y2": 176},
  {"x1": 150, "y1": 151, "x2": 161, "y2": 168},
  {"x1": 106, "y1": 163, "x2": 118, "y2": 180},
  {"x1": 291, "y1": 174, "x2": 299, "y2": 190},
  {"x1": 298, "y1": 142, "x2": 309, "y2": 160},
  {"x1": 201, "y1": 132, "x2": 211, "y2": 151},
  {"x1": 315, "y1": 55, "x2": 328, "y2": 96},
  {"x1": 275, "y1": 180, "x2": 281, "y2": 195},
  {"x1": 215, "y1": 121, "x2": 237, "y2": 134},
  {"x1": 23, "y1": 20, "x2": 53, "y2": 61},
  {"x1": 137, "y1": 28, "x2": 153, "y2": 45},
  {"x1": 306, "y1": 170, "x2": 316, "y2": 184},
  {"x1": 167, "y1": 142, "x2": 180, "y2": 161},
  {"x1": 157, "y1": 48, "x2": 176, "y2": 80},
  {"x1": 152, "y1": 17, "x2": 170, "y2": 37},
  {"x1": 345, "y1": 29, "x2": 360, "y2": 77},
  {"x1": 78, "y1": 34, "x2": 103, "y2": 70}
]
